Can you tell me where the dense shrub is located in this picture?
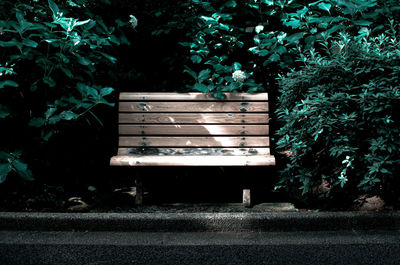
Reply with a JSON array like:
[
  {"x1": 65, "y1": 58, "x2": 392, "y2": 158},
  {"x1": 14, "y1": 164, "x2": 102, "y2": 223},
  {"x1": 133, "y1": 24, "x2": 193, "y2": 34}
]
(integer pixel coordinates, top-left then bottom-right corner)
[
  {"x1": 0, "y1": 0, "x2": 130, "y2": 183},
  {"x1": 275, "y1": 29, "x2": 400, "y2": 205}
]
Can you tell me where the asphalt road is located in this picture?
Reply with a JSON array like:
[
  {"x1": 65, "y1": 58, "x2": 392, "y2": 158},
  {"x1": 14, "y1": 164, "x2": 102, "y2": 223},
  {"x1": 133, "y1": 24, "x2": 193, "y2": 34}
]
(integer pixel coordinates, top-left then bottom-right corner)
[{"x1": 1, "y1": 230, "x2": 399, "y2": 265}]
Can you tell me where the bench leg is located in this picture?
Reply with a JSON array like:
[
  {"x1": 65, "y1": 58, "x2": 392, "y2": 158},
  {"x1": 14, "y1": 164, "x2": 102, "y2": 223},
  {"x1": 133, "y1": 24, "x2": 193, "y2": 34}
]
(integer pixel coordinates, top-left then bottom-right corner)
[
  {"x1": 135, "y1": 175, "x2": 143, "y2": 206},
  {"x1": 243, "y1": 189, "x2": 251, "y2": 208}
]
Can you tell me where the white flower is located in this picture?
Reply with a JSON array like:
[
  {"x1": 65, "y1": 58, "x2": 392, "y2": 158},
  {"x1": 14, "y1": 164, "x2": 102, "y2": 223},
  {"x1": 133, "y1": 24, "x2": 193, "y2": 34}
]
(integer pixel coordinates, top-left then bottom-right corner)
[
  {"x1": 129, "y1": 15, "x2": 138, "y2": 29},
  {"x1": 232, "y1": 70, "x2": 247, "y2": 82}
]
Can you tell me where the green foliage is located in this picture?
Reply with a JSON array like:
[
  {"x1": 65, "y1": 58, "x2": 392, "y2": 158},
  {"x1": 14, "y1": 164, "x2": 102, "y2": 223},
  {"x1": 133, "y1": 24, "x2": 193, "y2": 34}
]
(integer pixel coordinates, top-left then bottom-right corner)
[
  {"x1": 173, "y1": 0, "x2": 400, "y2": 98},
  {"x1": 1, "y1": 0, "x2": 399, "y2": 206},
  {"x1": 0, "y1": 151, "x2": 33, "y2": 183},
  {"x1": 275, "y1": 28, "x2": 400, "y2": 202},
  {"x1": 0, "y1": 0, "x2": 130, "y2": 183}
]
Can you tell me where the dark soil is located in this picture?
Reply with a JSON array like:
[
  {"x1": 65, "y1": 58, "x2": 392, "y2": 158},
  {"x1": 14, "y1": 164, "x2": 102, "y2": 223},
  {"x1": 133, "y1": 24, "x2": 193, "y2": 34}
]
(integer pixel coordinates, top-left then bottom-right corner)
[{"x1": 0, "y1": 166, "x2": 397, "y2": 213}]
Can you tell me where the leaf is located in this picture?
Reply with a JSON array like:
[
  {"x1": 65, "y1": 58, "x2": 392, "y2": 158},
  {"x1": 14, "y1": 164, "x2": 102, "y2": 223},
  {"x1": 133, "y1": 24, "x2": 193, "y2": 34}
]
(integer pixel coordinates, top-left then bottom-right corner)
[
  {"x1": 61, "y1": 110, "x2": 79, "y2": 120},
  {"x1": 183, "y1": 66, "x2": 197, "y2": 80},
  {"x1": 22, "y1": 39, "x2": 38, "y2": 48},
  {"x1": 224, "y1": 0, "x2": 237, "y2": 8},
  {"x1": 48, "y1": 115, "x2": 61, "y2": 125},
  {"x1": 60, "y1": 66, "x2": 73, "y2": 78},
  {"x1": 16, "y1": 12, "x2": 26, "y2": 28},
  {"x1": 0, "y1": 151, "x2": 11, "y2": 160},
  {"x1": 100, "y1": 87, "x2": 114, "y2": 96},
  {"x1": 269, "y1": 53, "x2": 280, "y2": 62},
  {"x1": 296, "y1": 7, "x2": 309, "y2": 18},
  {"x1": 41, "y1": 131, "x2": 53, "y2": 142},
  {"x1": 194, "y1": 83, "x2": 208, "y2": 93},
  {"x1": 12, "y1": 160, "x2": 33, "y2": 181},
  {"x1": 0, "y1": 105, "x2": 10, "y2": 119},
  {"x1": 233, "y1": 62, "x2": 242, "y2": 70},
  {"x1": 29, "y1": 117, "x2": 46, "y2": 127},
  {"x1": 0, "y1": 40, "x2": 22, "y2": 48},
  {"x1": 75, "y1": 19, "x2": 91, "y2": 27},
  {"x1": 0, "y1": 80, "x2": 19, "y2": 89},
  {"x1": 99, "y1": 52, "x2": 117, "y2": 63},
  {"x1": 0, "y1": 163, "x2": 11, "y2": 184},
  {"x1": 43, "y1": 76, "x2": 56, "y2": 87},
  {"x1": 258, "y1": 49, "x2": 269, "y2": 56},
  {"x1": 48, "y1": 0, "x2": 60, "y2": 17},
  {"x1": 276, "y1": 46, "x2": 287, "y2": 54},
  {"x1": 284, "y1": 20, "x2": 301, "y2": 29},
  {"x1": 115, "y1": 18, "x2": 127, "y2": 27},
  {"x1": 191, "y1": 55, "x2": 202, "y2": 64},
  {"x1": 45, "y1": 107, "x2": 57, "y2": 120},
  {"x1": 249, "y1": 47, "x2": 258, "y2": 54},
  {"x1": 353, "y1": 20, "x2": 373, "y2": 26},
  {"x1": 67, "y1": 0, "x2": 81, "y2": 7},
  {"x1": 261, "y1": 0, "x2": 274, "y2": 5},
  {"x1": 213, "y1": 91, "x2": 226, "y2": 99},
  {"x1": 77, "y1": 83, "x2": 99, "y2": 99},
  {"x1": 317, "y1": 2, "x2": 331, "y2": 12},
  {"x1": 380, "y1": 168, "x2": 390, "y2": 174},
  {"x1": 198, "y1": 69, "x2": 211, "y2": 83},
  {"x1": 76, "y1": 54, "x2": 92, "y2": 66},
  {"x1": 98, "y1": 97, "x2": 114, "y2": 107},
  {"x1": 200, "y1": 16, "x2": 216, "y2": 23},
  {"x1": 218, "y1": 23, "x2": 230, "y2": 31},
  {"x1": 309, "y1": 0, "x2": 325, "y2": 6},
  {"x1": 285, "y1": 32, "x2": 306, "y2": 44}
]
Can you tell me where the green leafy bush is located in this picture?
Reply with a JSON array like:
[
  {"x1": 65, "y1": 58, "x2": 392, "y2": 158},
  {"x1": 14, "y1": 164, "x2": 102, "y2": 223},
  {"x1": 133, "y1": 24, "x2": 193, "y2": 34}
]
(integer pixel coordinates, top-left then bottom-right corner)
[
  {"x1": 275, "y1": 28, "x2": 400, "y2": 204},
  {"x1": 0, "y1": 0, "x2": 130, "y2": 183}
]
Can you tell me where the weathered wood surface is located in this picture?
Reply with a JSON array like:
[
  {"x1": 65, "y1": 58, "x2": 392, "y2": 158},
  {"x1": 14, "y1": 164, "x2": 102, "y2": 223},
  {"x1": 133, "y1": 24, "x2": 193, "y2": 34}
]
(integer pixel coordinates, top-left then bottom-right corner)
[
  {"x1": 119, "y1": 124, "x2": 269, "y2": 135},
  {"x1": 110, "y1": 155, "x2": 276, "y2": 166},
  {"x1": 117, "y1": 147, "x2": 271, "y2": 156},
  {"x1": 119, "y1": 113, "x2": 269, "y2": 124},
  {"x1": 119, "y1": 101, "x2": 268, "y2": 113},
  {"x1": 120, "y1": 92, "x2": 268, "y2": 101},
  {"x1": 111, "y1": 92, "x2": 275, "y2": 168},
  {"x1": 119, "y1": 136, "x2": 270, "y2": 147}
]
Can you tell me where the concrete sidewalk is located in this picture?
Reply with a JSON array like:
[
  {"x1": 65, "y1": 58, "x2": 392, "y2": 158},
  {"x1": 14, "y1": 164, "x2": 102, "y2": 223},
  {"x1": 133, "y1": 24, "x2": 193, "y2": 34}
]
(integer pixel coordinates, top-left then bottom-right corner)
[{"x1": 0, "y1": 211, "x2": 399, "y2": 232}]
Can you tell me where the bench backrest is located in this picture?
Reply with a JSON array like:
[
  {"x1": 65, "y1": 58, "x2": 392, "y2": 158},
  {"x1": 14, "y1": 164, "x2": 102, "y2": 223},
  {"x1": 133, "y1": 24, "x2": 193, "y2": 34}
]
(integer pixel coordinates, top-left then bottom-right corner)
[{"x1": 117, "y1": 92, "x2": 270, "y2": 156}]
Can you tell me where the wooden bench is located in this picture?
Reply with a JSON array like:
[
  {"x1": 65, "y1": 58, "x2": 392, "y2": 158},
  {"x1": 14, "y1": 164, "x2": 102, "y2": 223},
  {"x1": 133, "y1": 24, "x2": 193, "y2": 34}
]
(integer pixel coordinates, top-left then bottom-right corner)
[{"x1": 110, "y1": 92, "x2": 275, "y2": 206}]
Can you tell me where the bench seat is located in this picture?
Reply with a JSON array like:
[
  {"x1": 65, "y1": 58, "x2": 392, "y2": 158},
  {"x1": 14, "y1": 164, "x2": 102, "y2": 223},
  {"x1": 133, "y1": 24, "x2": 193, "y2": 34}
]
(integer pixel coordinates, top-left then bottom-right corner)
[{"x1": 111, "y1": 155, "x2": 276, "y2": 166}]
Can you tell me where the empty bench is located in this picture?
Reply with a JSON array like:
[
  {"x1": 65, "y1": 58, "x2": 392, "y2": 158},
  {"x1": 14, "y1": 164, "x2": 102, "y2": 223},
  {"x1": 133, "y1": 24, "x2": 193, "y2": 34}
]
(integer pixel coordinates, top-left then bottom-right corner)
[{"x1": 110, "y1": 92, "x2": 275, "y2": 206}]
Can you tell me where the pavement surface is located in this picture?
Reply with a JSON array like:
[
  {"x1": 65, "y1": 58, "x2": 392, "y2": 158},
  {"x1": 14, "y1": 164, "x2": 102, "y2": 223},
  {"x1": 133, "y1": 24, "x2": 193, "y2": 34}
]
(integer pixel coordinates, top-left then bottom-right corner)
[
  {"x1": 1, "y1": 230, "x2": 399, "y2": 264},
  {"x1": 0, "y1": 210, "x2": 399, "y2": 264}
]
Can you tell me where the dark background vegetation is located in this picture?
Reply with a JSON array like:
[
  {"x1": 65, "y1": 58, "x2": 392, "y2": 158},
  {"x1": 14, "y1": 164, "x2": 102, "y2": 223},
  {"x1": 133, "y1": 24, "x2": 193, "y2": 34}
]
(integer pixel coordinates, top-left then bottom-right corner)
[{"x1": 1, "y1": 0, "x2": 399, "y2": 211}]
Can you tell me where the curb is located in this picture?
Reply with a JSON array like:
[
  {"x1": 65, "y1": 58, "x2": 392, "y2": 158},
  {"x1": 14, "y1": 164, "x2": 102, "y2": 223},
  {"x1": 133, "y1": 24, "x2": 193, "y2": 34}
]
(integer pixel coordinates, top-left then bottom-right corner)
[{"x1": 0, "y1": 211, "x2": 399, "y2": 232}]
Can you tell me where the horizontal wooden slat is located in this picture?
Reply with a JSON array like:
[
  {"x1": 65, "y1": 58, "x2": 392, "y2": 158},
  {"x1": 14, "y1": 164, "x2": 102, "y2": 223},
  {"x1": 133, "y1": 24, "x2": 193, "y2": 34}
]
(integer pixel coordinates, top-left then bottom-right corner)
[
  {"x1": 119, "y1": 101, "x2": 268, "y2": 113},
  {"x1": 119, "y1": 125, "x2": 269, "y2": 136},
  {"x1": 119, "y1": 113, "x2": 269, "y2": 124},
  {"x1": 117, "y1": 147, "x2": 270, "y2": 156},
  {"x1": 120, "y1": 92, "x2": 268, "y2": 101},
  {"x1": 119, "y1": 136, "x2": 269, "y2": 147},
  {"x1": 110, "y1": 155, "x2": 276, "y2": 166}
]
